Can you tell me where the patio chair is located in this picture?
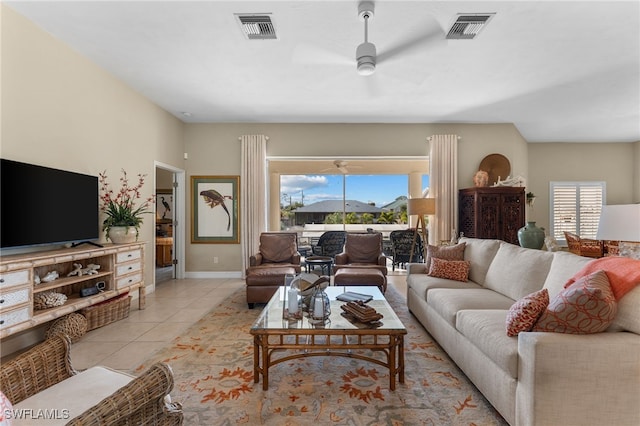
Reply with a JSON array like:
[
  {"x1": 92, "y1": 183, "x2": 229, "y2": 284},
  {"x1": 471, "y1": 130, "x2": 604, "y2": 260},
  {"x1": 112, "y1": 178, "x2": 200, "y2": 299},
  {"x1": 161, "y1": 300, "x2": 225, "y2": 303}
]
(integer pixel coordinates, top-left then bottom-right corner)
[
  {"x1": 311, "y1": 231, "x2": 346, "y2": 258},
  {"x1": 389, "y1": 229, "x2": 424, "y2": 270}
]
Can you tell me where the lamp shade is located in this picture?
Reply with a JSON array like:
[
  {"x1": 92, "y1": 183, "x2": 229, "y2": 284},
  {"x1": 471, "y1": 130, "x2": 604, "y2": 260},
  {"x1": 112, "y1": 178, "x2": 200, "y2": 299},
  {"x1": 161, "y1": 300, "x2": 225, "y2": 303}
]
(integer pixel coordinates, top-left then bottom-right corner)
[
  {"x1": 596, "y1": 204, "x2": 640, "y2": 242},
  {"x1": 407, "y1": 198, "x2": 436, "y2": 216}
]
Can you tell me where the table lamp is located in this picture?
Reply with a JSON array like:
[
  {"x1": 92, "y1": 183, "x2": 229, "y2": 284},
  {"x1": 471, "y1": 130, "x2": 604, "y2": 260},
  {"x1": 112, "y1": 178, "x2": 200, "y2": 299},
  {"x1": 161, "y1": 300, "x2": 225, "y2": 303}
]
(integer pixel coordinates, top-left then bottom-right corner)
[
  {"x1": 596, "y1": 204, "x2": 640, "y2": 259},
  {"x1": 407, "y1": 198, "x2": 436, "y2": 263}
]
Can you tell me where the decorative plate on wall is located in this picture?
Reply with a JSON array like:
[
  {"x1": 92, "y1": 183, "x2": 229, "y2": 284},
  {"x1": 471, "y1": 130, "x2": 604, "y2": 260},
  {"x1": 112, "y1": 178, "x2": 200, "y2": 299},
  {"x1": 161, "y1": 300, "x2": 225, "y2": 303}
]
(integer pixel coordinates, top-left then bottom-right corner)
[{"x1": 479, "y1": 153, "x2": 511, "y2": 186}]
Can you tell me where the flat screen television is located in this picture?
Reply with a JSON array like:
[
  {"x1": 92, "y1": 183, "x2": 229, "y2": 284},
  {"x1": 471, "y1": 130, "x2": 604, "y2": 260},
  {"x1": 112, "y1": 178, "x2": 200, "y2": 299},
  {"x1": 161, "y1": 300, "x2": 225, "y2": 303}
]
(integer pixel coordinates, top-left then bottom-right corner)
[{"x1": 1, "y1": 159, "x2": 100, "y2": 249}]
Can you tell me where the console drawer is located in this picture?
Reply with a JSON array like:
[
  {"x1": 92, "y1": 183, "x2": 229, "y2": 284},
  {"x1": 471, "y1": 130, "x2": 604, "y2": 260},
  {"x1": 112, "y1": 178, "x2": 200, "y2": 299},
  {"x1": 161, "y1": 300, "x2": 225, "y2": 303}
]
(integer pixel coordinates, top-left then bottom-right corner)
[
  {"x1": 0, "y1": 305, "x2": 31, "y2": 330},
  {"x1": 0, "y1": 286, "x2": 31, "y2": 311},
  {"x1": 116, "y1": 262, "x2": 142, "y2": 277},
  {"x1": 0, "y1": 270, "x2": 30, "y2": 290},
  {"x1": 117, "y1": 273, "x2": 142, "y2": 289},
  {"x1": 116, "y1": 249, "x2": 142, "y2": 264}
]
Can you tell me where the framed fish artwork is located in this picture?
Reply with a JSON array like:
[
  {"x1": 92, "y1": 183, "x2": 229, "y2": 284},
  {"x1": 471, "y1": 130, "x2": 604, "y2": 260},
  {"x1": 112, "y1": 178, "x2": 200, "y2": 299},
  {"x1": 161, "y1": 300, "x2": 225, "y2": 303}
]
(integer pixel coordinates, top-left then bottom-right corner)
[{"x1": 191, "y1": 176, "x2": 240, "y2": 243}]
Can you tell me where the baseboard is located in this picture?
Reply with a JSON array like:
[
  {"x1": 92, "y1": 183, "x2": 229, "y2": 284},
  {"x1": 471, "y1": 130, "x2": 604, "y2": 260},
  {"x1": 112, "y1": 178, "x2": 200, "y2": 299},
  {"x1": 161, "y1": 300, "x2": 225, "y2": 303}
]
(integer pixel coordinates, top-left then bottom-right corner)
[{"x1": 185, "y1": 271, "x2": 243, "y2": 279}]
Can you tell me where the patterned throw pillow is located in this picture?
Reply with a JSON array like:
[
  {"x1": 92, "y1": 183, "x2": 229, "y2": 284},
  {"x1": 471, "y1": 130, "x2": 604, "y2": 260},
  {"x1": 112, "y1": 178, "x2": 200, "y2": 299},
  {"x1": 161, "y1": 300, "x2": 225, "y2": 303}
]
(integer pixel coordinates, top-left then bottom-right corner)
[
  {"x1": 0, "y1": 390, "x2": 13, "y2": 426},
  {"x1": 427, "y1": 257, "x2": 471, "y2": 282},
  {"x1": 425, "y1": 242, "x2": 466, "y2": 271},
  {"x1": 532, "y1": 270, "x2": 617, "y2": 334},
  {"x1": 505, "y1": 288, "x2": 549, "y2": 337}
]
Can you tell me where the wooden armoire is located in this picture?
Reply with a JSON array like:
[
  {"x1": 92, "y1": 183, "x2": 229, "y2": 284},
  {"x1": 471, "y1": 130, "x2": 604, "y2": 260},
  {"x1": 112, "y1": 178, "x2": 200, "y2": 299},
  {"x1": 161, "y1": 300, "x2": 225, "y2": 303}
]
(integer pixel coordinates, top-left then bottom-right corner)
[{"x1": 458, "y1": 187, "x2": 525, "y2": 245}]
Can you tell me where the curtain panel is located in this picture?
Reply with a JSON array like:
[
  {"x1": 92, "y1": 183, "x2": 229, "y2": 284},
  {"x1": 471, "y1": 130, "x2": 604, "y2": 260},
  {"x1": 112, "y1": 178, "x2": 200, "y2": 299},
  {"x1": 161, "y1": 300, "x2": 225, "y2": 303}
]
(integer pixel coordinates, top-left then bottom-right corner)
[
  {"x1": 240, "y1": 134, "x2": 268, "y2": 277},
  {"x1": 428, "y1": 134, "x2": 459, "y2": 244}
]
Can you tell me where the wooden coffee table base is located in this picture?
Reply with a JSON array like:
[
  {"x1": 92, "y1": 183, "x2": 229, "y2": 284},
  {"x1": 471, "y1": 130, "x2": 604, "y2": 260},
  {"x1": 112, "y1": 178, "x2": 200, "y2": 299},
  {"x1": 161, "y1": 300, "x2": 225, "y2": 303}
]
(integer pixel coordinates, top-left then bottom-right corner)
[{"x1": 252, "y1": 328, "x2": 405, "y2": 391}]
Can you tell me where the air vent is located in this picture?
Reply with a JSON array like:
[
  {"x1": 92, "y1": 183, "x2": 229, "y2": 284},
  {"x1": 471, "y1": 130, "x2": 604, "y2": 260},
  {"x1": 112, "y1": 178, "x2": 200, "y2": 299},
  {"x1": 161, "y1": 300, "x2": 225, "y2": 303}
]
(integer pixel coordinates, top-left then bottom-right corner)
[
  {"x1": 446, "y1": 14, "x2": 495, "y2": 39},
  {"x1": 236, "y1": 14, "x2": 277, "y2": 40}
]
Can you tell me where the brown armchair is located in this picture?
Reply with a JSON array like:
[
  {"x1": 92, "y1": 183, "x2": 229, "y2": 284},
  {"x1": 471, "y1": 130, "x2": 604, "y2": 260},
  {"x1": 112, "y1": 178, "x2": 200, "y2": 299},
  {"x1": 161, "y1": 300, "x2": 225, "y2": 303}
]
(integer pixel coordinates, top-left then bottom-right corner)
[
  {"x1": 245, "y1": 232, "x2": 302, "y2": 308},
  {"x1": 334, "y1": 233, "x2": 388, "y2": 292}
]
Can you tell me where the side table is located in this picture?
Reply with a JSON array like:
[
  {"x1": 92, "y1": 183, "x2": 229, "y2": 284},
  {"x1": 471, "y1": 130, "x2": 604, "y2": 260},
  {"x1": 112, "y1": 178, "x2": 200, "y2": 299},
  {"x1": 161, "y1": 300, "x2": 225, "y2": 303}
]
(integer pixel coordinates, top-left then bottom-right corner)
[{"x1": 304, "y1": 256, "x2": 333, "y2": 275}]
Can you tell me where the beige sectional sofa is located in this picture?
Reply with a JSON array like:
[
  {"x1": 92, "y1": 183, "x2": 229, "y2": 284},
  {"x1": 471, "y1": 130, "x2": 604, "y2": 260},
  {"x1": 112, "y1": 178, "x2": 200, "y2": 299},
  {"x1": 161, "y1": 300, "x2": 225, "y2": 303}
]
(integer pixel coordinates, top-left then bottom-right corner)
[{"x1": 406, "y1": 237, "x2": 640, "y2": 426}]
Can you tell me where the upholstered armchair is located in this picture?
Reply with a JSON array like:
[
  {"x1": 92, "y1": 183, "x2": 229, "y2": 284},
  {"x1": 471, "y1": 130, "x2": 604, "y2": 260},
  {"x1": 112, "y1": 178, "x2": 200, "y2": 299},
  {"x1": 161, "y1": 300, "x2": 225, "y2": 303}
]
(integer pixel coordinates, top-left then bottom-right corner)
[
  {"x1": 334, "y1": 232, "x2": 387, "y2": 271},
  {"x1": 245, "y1": 232, "x2": 302, "y2": 308},
  {"x1": 333, "y1": 233, "x2": 388, "y2": 292}
]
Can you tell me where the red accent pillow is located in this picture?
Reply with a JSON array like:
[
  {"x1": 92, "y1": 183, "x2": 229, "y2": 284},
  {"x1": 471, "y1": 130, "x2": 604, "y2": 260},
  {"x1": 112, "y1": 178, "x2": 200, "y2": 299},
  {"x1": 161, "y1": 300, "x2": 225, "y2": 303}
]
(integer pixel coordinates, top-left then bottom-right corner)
[
  {"x1": 533, "y1": 270, "x2": 617, "y2": 334},
  {"x1": 505, "y1": 289, "x2": 549, "y2": 337},
  {"x1": 427, "y1": 257, "x2": 471, "y2": 282}
]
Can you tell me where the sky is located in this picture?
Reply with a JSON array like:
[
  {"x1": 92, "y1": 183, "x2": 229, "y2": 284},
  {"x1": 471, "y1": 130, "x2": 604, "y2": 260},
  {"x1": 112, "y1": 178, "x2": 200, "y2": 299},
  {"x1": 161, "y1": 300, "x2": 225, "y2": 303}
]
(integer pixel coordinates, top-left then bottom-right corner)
[{"x1": 281, "y1": 174, "x2": 430, "y2": 208}]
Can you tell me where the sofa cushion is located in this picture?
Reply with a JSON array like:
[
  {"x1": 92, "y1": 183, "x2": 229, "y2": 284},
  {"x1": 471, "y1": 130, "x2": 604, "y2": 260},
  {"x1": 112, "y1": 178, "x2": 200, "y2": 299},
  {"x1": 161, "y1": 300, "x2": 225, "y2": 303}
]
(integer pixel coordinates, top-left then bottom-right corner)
[
  {"x1": 427, "y1": 258, "x2": 471, "y2": 282},
  {"x1": 427, "y1": 288, "x2": 515, "y2": 327},
  {"x1": 459, "y1": 237, "x2": 501, "y2": 285},
  {"x1": 425, "y1": 242, "x2": 466, "y2": 271},
  {"x1": 542, "y1": 251, "x2": 593, "y2": 298},
  {"x1": 456, "y1": 309, "x2": 519, "y2": 378},
  {"x1": 533, "y1": 270, "x2": 617, "y2": 334},
  {"x1": 609, "y1": 285, "x2": 640, "y2": 334},
  {"x1": 484, "y1": 243, "x2": 554, "y2": 300},
  {"x1": 505, "y1": 289, "x2": 549, "y2": 336},
  {"x1": 406, "y1": 274, "x2": 481, "y2": 301},
  {"x1": 13, "y1": 366, "x2": 134, "y2": 425}
]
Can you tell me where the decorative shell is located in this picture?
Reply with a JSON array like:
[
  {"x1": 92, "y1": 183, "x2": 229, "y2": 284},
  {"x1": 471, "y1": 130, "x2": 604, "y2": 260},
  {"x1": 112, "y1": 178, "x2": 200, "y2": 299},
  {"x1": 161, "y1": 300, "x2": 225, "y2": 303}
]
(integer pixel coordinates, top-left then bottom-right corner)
[{"x1": 34, "y1": 291, "x2": 67, "y2": 310}]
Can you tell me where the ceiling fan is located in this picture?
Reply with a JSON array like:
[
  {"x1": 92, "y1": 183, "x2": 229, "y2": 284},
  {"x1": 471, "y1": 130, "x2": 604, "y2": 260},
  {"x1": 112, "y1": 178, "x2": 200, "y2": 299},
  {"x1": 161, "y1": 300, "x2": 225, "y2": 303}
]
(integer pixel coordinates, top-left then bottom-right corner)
[
  {"x1": 356, "y1": 1, "x2": 376, "y2": 76},
  {"x1": 293, "y1": 1, "x2": 445, "y2": 82},
  {"x1": 320, "y1": 160, "x2": 362, "y2": 174}
]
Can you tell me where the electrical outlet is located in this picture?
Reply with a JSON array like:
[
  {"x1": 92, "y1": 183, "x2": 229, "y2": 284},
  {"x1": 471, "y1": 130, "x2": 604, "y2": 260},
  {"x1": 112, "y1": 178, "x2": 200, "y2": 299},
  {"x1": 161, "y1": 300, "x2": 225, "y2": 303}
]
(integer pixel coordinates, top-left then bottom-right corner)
[{"x1": 213, "y1": 256, "x2": 219, "y2": 264}]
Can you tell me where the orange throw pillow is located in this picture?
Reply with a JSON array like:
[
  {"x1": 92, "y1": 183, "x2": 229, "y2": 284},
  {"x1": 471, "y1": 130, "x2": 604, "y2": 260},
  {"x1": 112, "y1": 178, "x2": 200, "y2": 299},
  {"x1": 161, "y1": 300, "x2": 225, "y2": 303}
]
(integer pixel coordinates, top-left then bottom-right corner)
[{"x1": 564, "y1": 257, "x2": 640, "y2": 300}]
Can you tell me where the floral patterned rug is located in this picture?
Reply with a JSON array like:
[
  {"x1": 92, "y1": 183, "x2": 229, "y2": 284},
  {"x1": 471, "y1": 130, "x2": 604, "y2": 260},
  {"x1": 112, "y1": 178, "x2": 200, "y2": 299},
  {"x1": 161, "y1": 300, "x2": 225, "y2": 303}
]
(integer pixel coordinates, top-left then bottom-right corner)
[{"x1": 134, "y1": 285, "x2": 507, "y2": 425}]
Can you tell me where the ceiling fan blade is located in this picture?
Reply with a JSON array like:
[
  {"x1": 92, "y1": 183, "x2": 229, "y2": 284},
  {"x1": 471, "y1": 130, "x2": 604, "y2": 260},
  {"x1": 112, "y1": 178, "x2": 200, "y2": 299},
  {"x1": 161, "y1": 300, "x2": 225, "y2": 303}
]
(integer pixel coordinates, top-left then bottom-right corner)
[
  {"x1": 291, "y1": 42, "x2": 352, "y2": 66},
  {"x1": 377, "y1": 24, "x2": 445, "y2": 65}
]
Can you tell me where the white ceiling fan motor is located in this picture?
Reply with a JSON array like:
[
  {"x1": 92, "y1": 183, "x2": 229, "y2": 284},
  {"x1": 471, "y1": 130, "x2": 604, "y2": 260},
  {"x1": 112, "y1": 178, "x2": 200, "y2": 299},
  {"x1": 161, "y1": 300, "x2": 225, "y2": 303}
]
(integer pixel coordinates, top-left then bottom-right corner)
[{"x1": 356, "y1": 1, "x2": 376, "y2": 76}]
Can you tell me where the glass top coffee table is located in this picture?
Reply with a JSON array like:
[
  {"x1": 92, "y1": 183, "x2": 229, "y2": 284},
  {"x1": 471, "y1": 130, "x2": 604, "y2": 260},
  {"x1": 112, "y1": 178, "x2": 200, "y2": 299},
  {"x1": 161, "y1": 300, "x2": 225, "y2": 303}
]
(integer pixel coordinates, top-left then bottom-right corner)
[{"x1": 250, "y1": 286, "x2": 407, "y2": 390}]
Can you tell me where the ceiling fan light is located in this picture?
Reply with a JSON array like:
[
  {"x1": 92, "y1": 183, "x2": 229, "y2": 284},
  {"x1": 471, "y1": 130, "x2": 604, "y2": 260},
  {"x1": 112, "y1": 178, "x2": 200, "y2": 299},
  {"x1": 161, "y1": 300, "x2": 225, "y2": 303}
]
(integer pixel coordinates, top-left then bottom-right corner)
[
  {"x1": 357, "y1": 61, "x2": 375, "y2": 76},
  {"x1": 356, "y1": 41, "x2": 376, "y2": 76}
]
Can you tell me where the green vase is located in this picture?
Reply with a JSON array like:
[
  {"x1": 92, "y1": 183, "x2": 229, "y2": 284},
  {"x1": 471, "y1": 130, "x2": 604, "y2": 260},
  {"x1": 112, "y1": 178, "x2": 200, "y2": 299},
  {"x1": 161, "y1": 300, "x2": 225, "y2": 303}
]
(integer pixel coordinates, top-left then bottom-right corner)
[{"x1": 518, "y1": 221, "x2": 545, "y2": 250}]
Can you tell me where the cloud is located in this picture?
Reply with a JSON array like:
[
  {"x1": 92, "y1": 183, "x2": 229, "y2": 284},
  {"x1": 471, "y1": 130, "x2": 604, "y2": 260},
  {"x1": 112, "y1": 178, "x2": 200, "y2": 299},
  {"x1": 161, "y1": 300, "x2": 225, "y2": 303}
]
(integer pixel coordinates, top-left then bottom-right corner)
[{"x1": 281, "y1": 175, "x2": 329, "y2": 195}]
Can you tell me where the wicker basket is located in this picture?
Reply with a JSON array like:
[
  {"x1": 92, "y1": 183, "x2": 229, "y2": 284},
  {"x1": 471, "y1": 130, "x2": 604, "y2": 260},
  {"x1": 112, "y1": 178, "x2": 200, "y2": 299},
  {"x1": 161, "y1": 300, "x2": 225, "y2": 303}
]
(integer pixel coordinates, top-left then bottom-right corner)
[{"x1": 81, "y1": 293, "x2": 131, "y2": 331}]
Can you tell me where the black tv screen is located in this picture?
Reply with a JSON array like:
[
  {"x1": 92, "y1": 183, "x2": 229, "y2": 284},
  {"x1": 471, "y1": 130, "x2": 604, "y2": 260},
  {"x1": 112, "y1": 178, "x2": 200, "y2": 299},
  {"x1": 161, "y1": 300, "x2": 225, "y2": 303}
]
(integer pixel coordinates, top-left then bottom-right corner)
[{"x1": 1, "y1": 159, "x2": 100, "y2": 249}]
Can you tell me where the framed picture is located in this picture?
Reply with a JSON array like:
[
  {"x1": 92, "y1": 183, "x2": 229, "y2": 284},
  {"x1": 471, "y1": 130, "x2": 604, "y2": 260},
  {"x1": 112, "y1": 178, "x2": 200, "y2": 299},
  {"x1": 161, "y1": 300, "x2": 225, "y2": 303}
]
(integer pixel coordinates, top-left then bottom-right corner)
[
  {"x1": 191, "y1": 176, "x2": 240, "y2": 243},
  {"x1": 156, "y1": 189, "x2": 173, "y2": 221}
]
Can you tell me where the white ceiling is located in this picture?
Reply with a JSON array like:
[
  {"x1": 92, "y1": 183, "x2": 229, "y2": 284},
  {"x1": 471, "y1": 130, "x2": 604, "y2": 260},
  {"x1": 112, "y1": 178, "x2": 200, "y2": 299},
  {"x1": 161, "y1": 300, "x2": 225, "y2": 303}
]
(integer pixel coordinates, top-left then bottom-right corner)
[{"x1": 6, "y1": 0, "x2": 640, "y2": 143}]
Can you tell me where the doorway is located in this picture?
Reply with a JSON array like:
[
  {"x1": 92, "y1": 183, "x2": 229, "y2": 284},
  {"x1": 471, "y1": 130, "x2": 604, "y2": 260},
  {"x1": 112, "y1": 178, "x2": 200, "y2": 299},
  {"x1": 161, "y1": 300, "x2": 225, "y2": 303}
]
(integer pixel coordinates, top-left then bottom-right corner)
[{"x1": 154, "y1": 162, "x2": 186, "y2": 284}]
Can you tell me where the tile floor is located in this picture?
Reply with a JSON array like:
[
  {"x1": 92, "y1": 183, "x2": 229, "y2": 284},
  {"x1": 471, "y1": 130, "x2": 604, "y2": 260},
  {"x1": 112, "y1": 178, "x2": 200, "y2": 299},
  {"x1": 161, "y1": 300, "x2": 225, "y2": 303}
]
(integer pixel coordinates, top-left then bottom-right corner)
[{"x1": 70, "y1": 270, "x2": 408, "y2": 372}]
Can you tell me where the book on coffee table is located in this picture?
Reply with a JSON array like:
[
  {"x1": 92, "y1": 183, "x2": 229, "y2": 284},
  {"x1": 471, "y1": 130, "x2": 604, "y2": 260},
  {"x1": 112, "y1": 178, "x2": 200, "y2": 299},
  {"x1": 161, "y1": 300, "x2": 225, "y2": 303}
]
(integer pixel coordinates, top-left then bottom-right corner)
[{"x1": 336, "y1": 291, "x2": 373, "y2": 303}]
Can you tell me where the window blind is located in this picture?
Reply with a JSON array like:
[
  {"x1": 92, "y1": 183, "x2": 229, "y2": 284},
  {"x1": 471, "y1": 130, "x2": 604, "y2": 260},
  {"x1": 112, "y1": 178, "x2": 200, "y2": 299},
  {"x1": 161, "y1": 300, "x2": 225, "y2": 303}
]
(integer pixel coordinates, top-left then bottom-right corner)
[{"x1": 550, "y1": 181, "x2": 605, "y2": 242}]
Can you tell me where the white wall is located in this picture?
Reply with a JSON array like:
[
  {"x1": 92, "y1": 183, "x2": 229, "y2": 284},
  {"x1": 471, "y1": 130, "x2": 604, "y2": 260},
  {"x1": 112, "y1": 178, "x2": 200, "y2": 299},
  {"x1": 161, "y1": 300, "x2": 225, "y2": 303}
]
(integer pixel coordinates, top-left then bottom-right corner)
[
  {"x1": 183, "y1": 122, "x2": 529, "y2": 273},
  {"x1": 1, "y1": 5, "x2": 185, "y2": 291},
  {"x1": 528, "y1": 142, "x2": 637, "y2": 232}
]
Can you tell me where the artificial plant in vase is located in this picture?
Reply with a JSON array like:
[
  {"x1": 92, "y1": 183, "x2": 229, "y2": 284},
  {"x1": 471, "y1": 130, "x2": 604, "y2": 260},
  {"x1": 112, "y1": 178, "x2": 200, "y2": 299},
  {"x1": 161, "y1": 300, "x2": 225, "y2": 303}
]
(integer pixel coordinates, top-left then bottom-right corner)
[{"x1": 99, "y1": 169, "x2": 154, "y2": 242}]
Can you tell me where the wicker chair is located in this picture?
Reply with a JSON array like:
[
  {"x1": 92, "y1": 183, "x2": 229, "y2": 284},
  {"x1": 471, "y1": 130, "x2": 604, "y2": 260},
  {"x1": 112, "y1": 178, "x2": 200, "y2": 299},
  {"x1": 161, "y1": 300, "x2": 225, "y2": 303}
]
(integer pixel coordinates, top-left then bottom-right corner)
[
  {"x1": 564, "y1": 231, "x2": 604, "y2": 258},
  {"x1": 389, "y1": 229, "x2": 424, "y2": 270},
  {"x1": 0, "y1": 334, "x2": 183, "y2": 425},
  {"x1": 311, "y1": 231, "x2": 346, "y2": 258}
]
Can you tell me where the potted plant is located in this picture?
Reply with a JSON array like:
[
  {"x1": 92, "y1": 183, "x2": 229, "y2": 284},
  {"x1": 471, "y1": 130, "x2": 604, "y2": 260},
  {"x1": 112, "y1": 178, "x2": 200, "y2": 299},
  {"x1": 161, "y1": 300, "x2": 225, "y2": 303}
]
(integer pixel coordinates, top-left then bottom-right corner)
[
  {"x1": 99, "y1": 169, "x2": 154, "y2": 243},
  {"x1": 526, "y1": 191, "x2": 537, "y2": 207}
]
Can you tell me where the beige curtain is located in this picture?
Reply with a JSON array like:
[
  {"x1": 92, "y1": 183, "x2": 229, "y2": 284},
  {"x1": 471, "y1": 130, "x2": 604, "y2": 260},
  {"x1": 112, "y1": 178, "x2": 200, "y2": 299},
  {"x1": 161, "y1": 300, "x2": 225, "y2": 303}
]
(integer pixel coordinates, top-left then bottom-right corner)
[
  {"x1": 240, "y1": 134, "x2": 268, "y2": 277},
  {"x1": 428, "y1": 134, "x2": 459, "y2": 244}
]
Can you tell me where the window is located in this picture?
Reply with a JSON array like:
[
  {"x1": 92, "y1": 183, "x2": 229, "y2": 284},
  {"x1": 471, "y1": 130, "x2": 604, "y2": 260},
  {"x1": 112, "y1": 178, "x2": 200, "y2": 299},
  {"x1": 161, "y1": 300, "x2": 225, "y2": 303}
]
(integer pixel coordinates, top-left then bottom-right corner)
[{"x1": 550, "y1": 181, "x2": 605, "y2": 243}]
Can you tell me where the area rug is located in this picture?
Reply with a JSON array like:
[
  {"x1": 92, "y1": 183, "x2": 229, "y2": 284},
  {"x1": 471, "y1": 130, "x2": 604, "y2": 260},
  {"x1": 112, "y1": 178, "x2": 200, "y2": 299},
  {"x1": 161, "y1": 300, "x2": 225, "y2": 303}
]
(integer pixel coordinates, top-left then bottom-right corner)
[{"x1": 134, "y1": 286, "x2": 508, "y2": 425}]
